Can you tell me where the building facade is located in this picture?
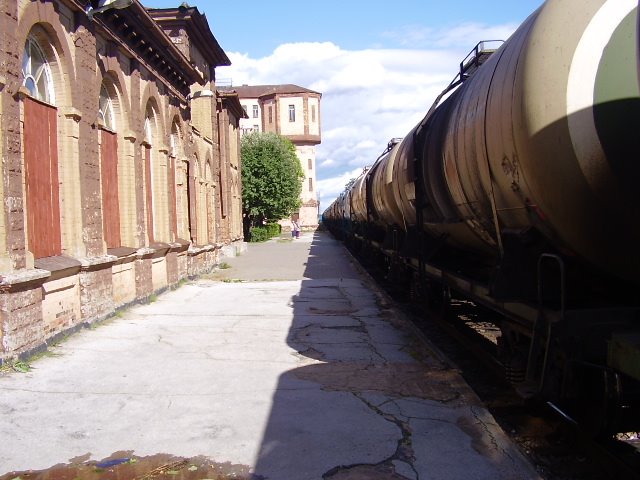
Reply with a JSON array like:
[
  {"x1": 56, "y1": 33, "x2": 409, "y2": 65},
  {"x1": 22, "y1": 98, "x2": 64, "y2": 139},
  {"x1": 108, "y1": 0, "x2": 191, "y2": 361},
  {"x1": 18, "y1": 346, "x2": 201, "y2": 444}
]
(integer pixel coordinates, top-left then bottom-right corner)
[
  {"x1": 229, "y1": 84, "x2": 322, "y2": 229},
  {"x1": 0, "y1": 0, "x2": 245, "y2": 362}
]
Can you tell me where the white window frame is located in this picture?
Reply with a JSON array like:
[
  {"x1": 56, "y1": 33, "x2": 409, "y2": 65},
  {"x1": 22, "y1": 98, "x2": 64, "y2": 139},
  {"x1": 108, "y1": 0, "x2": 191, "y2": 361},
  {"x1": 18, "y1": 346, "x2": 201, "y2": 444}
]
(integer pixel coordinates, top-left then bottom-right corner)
[
  {"x1": 22, "y1": 36, "x2": 55, "y2": 105},
  {"x1": 98, "y1": 83, "x2": 115, "y2": 131},
  {"x1": 144, "y1": 114, "x2": 157, "y2": 237}
]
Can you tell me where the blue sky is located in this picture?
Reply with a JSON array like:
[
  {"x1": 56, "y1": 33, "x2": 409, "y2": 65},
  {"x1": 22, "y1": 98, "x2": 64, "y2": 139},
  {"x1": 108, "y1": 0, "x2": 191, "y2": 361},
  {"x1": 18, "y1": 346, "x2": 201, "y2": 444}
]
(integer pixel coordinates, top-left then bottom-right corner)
[
  {"x1": 145, "y1": 0, "x2": 545, "y2": 211},
  {"x1": 146, "y1": 1, "x2": 542, "y2": 56}
]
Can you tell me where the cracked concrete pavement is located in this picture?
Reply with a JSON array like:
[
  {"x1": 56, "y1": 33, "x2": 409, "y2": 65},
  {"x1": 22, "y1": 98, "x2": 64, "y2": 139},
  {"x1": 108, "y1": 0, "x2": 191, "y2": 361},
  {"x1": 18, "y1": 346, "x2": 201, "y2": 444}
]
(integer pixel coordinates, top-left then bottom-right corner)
[{"x1": 0, "y1": 231, "x2": 541, "y2": 479}]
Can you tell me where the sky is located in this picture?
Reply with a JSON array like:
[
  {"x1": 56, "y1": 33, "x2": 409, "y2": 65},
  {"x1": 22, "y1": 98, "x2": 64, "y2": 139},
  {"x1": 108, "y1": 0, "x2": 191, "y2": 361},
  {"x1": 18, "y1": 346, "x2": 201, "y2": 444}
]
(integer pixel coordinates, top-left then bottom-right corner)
[{"x1": 144, "y1": 0, "x2": 545, "y2": 212}]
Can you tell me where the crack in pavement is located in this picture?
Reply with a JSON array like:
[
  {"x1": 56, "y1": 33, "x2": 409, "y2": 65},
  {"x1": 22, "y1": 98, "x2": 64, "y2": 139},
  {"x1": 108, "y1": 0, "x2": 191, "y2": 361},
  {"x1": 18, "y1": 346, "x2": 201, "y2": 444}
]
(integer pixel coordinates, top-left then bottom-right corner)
[
  {"x1": 464, "y1": 405, "x2": 521, "y2": 467},
  {"x1": 322, "y1": 393, "x2": 418, "y2": 480}
]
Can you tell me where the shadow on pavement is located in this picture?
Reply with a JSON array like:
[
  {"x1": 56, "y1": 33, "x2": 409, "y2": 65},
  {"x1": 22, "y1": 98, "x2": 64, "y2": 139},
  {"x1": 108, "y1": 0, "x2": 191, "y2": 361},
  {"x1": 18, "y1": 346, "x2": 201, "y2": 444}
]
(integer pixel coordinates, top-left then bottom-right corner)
[
  {"x1": 251, "y1": 232, "x2": 441, "y2": 479},
  {"x1": 250, "y1": 231, "x2": 537, "y2": 480}
]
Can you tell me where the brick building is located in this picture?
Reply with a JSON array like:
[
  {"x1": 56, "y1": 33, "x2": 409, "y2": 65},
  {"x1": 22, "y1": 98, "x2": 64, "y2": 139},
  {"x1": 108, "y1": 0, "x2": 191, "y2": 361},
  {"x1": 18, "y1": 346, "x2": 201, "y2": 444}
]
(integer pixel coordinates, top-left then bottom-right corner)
[
  {"x1": 225, "y1": 84, "x2": 322, "y2": 229},
  {"x1": 0, "y1": 0, "x2": 245, "y2": 362}
]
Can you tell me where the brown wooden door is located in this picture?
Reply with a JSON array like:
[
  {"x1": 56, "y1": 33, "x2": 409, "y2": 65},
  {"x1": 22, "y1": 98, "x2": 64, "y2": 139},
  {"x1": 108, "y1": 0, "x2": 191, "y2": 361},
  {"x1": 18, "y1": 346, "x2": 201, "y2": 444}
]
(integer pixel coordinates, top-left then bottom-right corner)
[
  {"x1": 24, "y1": 97, "x2": 61, "y2": 258},
  {"x1": 101, "y1": 130, "x2": 121, "y2": 248}
]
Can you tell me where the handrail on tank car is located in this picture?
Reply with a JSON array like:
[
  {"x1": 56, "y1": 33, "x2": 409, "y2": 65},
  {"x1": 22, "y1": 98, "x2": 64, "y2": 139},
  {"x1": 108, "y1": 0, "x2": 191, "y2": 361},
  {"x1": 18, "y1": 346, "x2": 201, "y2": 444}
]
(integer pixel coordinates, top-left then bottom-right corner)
[
  {"x1": 424, "y1": 39, "x2": 504, "y2": 121},
  {"x1": 368, "y1": 137, "x2": 402, "y2": 172},
  {"x1": 460, "y1": 40, "x2": 504, "y2": 79}
]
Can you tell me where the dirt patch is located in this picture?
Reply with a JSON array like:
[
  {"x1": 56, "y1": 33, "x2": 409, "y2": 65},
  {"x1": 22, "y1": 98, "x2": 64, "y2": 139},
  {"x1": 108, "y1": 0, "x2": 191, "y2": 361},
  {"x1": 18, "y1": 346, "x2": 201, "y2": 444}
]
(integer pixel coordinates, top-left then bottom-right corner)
[
  {"x1": 324, "y1": 464, "x2": 409, "y2": 480},
  {"x1": 0, "y1": 453, "x2": 262, "y2": 480}
]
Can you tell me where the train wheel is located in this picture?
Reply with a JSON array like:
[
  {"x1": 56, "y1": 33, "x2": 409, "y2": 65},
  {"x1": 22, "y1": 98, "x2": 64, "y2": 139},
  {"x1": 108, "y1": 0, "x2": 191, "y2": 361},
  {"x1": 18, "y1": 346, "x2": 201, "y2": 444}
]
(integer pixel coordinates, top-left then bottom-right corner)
[
  {"x1": 411, "y1": 276, "x2": 449, "y2": 317},
  {"x1": 564, "y1": 363, "x2": 623, "y2": 436}
]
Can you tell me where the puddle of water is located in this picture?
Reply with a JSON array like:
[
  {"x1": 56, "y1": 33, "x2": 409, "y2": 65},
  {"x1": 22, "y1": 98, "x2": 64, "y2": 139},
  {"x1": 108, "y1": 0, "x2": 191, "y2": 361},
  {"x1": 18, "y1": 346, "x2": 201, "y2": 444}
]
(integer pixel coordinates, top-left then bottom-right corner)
[{"x1": 0, "y1": 453, "x2": 262, "y2": 480}]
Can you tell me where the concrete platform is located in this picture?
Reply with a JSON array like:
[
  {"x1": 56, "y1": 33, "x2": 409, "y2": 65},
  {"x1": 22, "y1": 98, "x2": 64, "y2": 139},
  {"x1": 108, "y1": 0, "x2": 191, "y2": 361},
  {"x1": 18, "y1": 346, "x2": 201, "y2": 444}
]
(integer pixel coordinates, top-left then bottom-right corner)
[{"x1": 0, "y1": 231, "x2": 540, "y2": 479}]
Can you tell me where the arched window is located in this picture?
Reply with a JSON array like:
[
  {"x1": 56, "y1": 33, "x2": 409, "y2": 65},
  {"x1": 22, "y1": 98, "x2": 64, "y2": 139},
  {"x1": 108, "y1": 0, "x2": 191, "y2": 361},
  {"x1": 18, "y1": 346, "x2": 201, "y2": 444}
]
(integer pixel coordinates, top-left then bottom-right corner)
[
  {"x1": 22, "y1": 33, "x2": 61, "y2": 258},
  {"x1": 144, "y1": 112, "x2": 155, "y2": 242},
  {"x1": 170, "y1": 122, "x2": 181, "y2": 158},
  {"x1": 99, "y1": 81, "x2": 120, "y2": 248},
  {"x1": 143, "y1": 104, "x2": 169, "y2": 243},
  {"x1": 169, "y1": 121, "x2": 182, "y2": 239},
  {"x1": 98, "y1": 83, "x2": 115, "y2": 131},
  {"x1": 22, "y1": 36, "x2": 55, "y2": 104},
  {"x1": 144, "y1": 115, "x2": 153, "y2": 145}
]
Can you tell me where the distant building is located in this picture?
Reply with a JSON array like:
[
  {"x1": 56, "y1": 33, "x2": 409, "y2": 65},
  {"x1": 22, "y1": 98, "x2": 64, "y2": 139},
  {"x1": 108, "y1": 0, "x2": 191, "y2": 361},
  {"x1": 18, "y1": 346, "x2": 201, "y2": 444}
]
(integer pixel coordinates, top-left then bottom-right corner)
[{"x1": 224, "y1": 84, "x2": 322, "y2": 229}]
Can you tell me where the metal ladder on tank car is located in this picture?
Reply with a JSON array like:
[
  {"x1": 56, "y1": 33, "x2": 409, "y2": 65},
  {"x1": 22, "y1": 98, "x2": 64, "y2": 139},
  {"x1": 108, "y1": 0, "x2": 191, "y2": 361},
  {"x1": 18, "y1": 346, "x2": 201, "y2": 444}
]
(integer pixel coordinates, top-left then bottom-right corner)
[{"x1": 524, "y1": 254, "x2": 566, "y2": 398}]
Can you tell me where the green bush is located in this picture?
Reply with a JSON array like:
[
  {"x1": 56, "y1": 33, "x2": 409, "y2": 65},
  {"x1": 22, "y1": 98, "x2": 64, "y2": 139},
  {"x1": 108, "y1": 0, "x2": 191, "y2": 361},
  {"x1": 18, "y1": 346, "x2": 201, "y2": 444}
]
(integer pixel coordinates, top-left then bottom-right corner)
[
  {"x1": 265, "y1": 223, "x2": 281, "y2": 237},
  {"x1": 249, "y1": 223, "x2": 281, "y2": 242}
]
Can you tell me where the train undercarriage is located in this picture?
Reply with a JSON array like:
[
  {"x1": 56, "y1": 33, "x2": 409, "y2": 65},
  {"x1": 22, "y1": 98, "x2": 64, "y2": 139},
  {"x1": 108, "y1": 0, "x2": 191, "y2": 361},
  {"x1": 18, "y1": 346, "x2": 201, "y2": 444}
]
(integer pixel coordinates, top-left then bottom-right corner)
[{"x1": 334, "y1": 222, "x2": 640, "y2": 436}]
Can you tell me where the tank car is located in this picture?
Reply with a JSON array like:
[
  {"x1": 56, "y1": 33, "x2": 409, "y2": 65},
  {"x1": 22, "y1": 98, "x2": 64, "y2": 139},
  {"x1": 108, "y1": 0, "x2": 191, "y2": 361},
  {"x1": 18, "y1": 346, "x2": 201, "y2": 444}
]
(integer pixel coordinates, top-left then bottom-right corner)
[{"x1": 324, "y1": 0, "x2": 640, "y2": 434}]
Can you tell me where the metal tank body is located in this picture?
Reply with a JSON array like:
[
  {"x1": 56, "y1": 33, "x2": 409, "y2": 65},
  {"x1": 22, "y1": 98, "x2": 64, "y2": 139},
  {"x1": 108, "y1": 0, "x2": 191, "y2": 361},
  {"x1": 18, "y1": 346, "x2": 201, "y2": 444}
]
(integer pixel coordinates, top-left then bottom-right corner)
[
  {"x1": 370, "y1": 143, "x2": 406, "y2": 228},
  {"x1": 349, "y1": 172, "x2": 368, "y2": 223},
  {"x1": 381, "y1": 0, "x2": 640, "y2": 283},
  {"x1": 322, "y1": 0, "x2": 640, "y2": 431}
]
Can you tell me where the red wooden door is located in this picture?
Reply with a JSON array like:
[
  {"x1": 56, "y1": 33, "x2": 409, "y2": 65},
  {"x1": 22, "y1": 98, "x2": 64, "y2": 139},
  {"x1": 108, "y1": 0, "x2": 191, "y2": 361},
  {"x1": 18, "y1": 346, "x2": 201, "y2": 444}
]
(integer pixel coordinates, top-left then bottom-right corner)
[
  {"x1": 24, "y1": 97, "x2": 61, "y2": 258},
  {"x1": 101, "y1": 130, "x2": 121, "y2": 248}
]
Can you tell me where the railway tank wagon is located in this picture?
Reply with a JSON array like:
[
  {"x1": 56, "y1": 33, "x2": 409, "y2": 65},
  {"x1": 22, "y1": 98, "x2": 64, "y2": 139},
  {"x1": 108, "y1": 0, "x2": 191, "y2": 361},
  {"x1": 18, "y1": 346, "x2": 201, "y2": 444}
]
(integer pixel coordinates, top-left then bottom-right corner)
[{"x1": 324, "y1": 0, "x2": 640, "y2": 433}]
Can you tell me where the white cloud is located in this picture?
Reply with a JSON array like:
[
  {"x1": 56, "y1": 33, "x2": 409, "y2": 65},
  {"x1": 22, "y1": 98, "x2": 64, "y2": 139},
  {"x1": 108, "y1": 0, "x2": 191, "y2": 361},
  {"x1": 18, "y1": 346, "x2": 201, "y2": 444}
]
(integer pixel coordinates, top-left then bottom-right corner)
[
  {"x1": 319, "y1": 158, "x2": 336, "y2": 168},
  {"x1": 217, "y1": 21, "x2": 520, "y2": 213},
  {"x1": 317, "y1": 167, "x2": 368, "y2": 211}
]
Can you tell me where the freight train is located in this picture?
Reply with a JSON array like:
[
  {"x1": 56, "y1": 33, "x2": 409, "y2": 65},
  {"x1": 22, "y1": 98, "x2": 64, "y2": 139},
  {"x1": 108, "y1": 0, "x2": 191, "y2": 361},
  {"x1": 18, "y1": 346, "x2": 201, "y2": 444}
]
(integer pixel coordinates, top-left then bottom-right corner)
[{"x1": 323, "y1": 0, "x2": 640, "y2": 434}]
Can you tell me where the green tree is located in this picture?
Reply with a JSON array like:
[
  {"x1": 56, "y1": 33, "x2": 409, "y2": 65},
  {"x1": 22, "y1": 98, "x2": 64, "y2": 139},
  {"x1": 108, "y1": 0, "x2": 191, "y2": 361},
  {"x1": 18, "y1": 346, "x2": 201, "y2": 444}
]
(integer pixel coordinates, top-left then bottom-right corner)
[{"x1": 241, "y1": 132, "x2": 304, "y2": 237}]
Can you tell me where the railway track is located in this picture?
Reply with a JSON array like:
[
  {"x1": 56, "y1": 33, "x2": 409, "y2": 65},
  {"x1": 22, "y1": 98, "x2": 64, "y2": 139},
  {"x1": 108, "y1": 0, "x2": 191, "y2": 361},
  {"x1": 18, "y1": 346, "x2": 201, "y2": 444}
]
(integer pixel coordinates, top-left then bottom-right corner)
[{"x1": 358, "y1": 255, "x2": 640, "y2": 480}]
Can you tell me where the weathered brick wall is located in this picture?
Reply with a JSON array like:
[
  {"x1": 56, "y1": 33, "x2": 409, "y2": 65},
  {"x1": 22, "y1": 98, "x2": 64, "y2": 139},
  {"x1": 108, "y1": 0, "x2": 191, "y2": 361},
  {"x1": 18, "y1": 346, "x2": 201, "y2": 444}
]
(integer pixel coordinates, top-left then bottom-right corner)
[
  {"x1": 0, "y1": 285, "x2": 44, "y2": 356},
  {"x1": 135, "y1": 257, "x2": 153, "y2": 300},
  {"x1": 0, "y1": 0, "x2": 27, "y2": 271},
  {"x1": 0, "y1": 0, "x2": 243, "y2": 361},
  {"x1": 79, "y1": 267, "x2": 114, "y2": 323},
  {"x1": 74, "y1": 25, "x2": 103, "y2": 258},
  {"x1": 188, "y1": 249, "x2": 216, "y2": 277},
  {"x1": 151, "y1": 256, "x2": 168, "y2": 292},
  {"x1": 42, "y1": 275, "x2": 81, "y2": 336},
  {"x1": 177, "y1": 251, "x2": 188, "y2": 280},
  {"x1": 112, "y1": 258, "x2": 136, "y2": 307},
  {"x1": 166, "y1": 251, "x2": 179, "y2": 285}
]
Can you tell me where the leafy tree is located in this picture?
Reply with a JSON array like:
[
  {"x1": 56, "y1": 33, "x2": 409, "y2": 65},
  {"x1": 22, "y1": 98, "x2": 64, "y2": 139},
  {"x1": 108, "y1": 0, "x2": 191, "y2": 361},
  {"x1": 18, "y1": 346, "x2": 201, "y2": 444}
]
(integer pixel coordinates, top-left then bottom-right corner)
[{"x1": 241, "y1": 132, "x2": 304, "y2": 237}]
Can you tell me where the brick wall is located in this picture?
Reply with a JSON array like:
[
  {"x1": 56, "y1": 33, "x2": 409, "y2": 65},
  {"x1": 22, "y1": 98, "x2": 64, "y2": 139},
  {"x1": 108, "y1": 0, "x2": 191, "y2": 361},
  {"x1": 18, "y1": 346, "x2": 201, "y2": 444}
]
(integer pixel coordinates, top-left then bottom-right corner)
[
  {"x1": 80, "y1": 266, "x2": 114, "y2": 323},
  {"x1": 0, "y1": 0, "x2": 243, "y2": 361},
  {"x1": 0, "y1": 285, "x2": 44, "y2": 355}
]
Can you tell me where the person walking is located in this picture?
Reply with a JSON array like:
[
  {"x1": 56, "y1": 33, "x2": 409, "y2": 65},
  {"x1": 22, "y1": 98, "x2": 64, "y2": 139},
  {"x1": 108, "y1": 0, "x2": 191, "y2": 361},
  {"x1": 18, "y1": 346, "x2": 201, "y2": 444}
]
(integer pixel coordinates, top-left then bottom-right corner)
[{"x1": 291, "y1": 219, "x2": 300, "y2": 239}]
